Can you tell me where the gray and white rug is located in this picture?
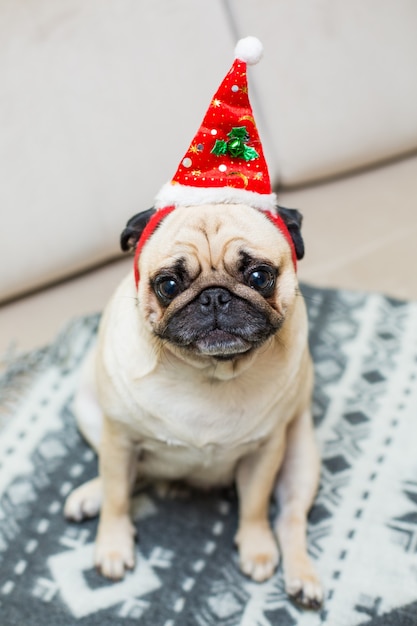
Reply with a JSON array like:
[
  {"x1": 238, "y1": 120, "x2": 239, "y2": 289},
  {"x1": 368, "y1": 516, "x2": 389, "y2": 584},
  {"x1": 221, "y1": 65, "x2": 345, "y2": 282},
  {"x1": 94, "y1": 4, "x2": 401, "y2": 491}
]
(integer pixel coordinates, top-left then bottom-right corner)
[{"x1": 0, "y1": 284, "x2": 416, "y2": 626}]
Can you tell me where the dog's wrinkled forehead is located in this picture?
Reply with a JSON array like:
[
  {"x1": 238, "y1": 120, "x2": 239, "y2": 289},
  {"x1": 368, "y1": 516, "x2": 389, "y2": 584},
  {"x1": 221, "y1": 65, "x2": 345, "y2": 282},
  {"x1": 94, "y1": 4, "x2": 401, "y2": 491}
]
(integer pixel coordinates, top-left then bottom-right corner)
[{"x1": 140, "y1": 204, "x2": 290, "y2": 278}]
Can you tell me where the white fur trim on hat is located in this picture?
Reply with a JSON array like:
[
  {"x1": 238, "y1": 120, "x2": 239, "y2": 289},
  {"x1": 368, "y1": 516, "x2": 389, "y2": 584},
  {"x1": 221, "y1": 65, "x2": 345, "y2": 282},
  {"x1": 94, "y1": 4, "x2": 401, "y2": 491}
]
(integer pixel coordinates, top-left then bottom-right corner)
[
  {"x1": 154, "y1": 181, "x2": 277, "y2": 211},
  {"x1": 235, "y1": 37, "x2": 263, "y2": 65}
]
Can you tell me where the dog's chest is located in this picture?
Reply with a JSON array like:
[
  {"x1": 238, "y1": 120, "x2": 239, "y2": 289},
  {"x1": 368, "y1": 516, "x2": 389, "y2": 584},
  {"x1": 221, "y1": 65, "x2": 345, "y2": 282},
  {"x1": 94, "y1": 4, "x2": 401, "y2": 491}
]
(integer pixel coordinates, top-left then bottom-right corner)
[
  {"x1": 125, "y1": 369, "x2": 282, "y2": 484},
  {"x1": 122, "y1": 359, "x2": 292, "y2": 460}
]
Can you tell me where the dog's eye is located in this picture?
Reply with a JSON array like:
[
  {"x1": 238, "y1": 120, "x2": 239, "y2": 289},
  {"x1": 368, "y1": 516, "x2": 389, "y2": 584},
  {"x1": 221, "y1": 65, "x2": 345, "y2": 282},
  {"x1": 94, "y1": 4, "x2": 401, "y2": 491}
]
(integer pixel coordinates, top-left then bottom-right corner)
[
  {"x1": 247, "y1": 267, "x2": 276, "y2": 296},
  {"x1": 154, "y1": 277, "x2": 181, "y2": 303}
]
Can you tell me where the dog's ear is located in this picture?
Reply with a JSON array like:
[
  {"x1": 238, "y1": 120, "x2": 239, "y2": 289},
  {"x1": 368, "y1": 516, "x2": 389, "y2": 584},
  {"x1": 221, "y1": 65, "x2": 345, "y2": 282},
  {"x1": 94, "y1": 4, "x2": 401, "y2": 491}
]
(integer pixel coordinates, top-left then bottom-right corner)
[
  {"x1": 120, "y1": 208, "x2": 156, "y2": 252},
  {"x1": 276, "y1": 206, "x2": 305, "y2": 261}
]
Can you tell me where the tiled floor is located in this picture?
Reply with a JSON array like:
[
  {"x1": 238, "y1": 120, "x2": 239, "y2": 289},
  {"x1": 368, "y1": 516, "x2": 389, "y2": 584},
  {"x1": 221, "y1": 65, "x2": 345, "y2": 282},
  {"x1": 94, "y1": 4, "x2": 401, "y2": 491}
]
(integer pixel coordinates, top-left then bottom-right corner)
[{"x1": 0, "y1": 154, "x2": 416, "y2": 355}]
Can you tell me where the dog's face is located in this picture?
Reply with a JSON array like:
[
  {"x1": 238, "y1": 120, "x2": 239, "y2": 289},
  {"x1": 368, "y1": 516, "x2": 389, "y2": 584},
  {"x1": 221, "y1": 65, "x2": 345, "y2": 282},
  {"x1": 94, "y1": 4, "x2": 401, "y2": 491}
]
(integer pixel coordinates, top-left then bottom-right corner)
[{"x1": 122, "y1": 203, "x2": 304, "y2": 367}]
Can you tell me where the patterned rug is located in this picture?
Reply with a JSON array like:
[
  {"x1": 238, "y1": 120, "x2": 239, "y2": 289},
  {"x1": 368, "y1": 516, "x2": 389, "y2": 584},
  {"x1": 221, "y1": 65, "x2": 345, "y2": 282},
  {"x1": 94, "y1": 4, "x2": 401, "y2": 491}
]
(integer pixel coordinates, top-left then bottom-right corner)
[{"x1": 0, "y1": 284, "x2": 416, "y2": 626}]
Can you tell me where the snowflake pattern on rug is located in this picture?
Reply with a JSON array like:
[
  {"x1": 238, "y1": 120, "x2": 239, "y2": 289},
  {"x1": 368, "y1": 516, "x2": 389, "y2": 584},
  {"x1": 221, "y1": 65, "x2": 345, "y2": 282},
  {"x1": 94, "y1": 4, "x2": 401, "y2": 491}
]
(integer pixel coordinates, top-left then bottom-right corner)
[{"x1": 0, "y1": 285, "x2": 416, "y2": 626}]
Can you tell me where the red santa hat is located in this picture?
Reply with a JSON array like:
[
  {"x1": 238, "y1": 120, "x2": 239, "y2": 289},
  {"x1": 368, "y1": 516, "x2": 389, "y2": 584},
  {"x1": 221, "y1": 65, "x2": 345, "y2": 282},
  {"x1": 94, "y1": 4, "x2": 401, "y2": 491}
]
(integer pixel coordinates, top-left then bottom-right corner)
[
  {"x1": 154, "y1": 36, "x2": 277, "y2": 211},
  {"x1": 132, "y1": 37, "x2": 298, "y2": 286}
]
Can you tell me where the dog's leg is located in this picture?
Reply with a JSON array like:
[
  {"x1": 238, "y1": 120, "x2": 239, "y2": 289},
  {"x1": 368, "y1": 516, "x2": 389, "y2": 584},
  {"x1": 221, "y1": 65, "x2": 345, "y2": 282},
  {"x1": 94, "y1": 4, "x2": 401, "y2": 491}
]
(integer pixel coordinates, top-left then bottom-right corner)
[
  {"x1": 235, "y1": 436, "x2": 286, "y2": 582},
  {"x1": 275, "y1": 408, "x2": 323, "y2": 608},
  {"x1": 94, "y1": 417, "x2": 137, "y2": 580}
]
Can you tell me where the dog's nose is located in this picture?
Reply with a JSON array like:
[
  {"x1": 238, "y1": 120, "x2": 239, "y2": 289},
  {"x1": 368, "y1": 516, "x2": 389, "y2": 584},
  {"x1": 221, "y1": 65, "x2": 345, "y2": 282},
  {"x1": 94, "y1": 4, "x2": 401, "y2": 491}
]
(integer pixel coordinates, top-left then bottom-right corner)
[{"x1": 198, "y1": 287, "x2": 232, "y2": 314}]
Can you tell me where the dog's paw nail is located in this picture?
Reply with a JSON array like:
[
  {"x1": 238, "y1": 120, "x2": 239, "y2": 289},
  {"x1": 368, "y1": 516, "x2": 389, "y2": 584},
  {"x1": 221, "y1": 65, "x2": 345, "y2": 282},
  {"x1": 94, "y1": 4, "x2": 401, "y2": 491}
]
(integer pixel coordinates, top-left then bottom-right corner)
[
  {"x1": 103, "y1": 558, "x2": 123, "y2": 580},
  {"x1": 239, "y1": 548, "x2": 280, "y2": 582},
  {"x1": 94, "y1": 549, "x2": 135, "y2": 581},
  {"x1": 240, "y1": 559, "x2": 254, "y2": 577},
  {"x1": 251, "y1": 560, "x2": 276, "y2": 582},
  {"x1": 94, "y1": 519, "x2": 136, "y2": 581},
  {"x1": 287, "y1": 578, "x2": 323, "y2": 609},
  {"x1": 237, "y1": 523, "x2": 280, "y2": 582}
]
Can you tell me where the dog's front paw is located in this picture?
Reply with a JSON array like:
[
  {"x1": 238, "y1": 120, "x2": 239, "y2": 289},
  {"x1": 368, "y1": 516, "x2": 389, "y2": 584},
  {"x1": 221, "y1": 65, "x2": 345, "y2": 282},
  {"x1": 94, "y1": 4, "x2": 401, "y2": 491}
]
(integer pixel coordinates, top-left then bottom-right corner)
[
  {"x1": 236, "y1": 522, "x2": 280, "y2": 582},
  {"x1": 285, "y1": 558, "x2": 323, "y2": 609},
  {"x1": 95, "y1": 516, "x2": 136, "y2": 580},
  {"x1": 64, "y1": 477, "x2": 102, "y2": 522}
]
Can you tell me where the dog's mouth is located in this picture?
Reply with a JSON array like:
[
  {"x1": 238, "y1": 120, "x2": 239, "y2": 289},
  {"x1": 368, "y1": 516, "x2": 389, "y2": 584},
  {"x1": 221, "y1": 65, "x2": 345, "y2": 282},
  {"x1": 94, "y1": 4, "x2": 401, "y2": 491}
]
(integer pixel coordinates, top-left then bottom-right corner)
[
  {"x1": 155, "y1": 286, "x2": 282, "y2": 361},
  {"x1": 194, "y1": 329, "x2": 252, "y2": 360}
]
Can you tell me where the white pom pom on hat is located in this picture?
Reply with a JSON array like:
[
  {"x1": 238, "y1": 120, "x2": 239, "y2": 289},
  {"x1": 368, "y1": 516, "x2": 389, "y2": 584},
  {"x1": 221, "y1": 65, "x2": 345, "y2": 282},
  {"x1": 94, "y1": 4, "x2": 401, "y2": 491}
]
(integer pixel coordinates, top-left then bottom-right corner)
[{"x1": 234, "y1": 36, "x2": 263, "y2": 65}]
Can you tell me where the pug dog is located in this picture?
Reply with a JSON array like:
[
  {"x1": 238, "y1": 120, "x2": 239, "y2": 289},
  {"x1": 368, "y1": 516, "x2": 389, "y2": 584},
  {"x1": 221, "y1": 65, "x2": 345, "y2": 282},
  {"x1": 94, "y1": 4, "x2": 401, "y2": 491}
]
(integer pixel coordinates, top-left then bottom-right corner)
[{"x1": 64, "y1": 202, "x2": 323, "y2": 608}]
